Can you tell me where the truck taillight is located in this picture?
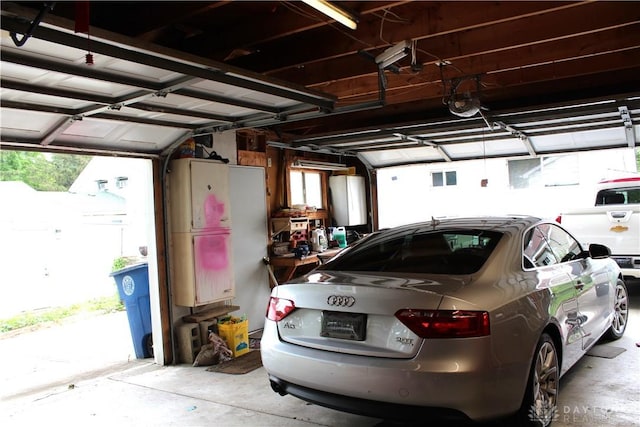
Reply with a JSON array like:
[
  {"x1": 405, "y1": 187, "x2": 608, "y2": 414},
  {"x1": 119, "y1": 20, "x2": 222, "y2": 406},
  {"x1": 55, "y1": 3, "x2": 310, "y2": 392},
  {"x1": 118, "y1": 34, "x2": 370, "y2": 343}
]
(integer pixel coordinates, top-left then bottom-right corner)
[
  {"x1": 555, "y1": 215, "x2": 562, "y2": 224},
  {"x1": 395, "y1": 309, "x2": 490, "y2": 338},
  {"x1": 267, "y1": 297, "x2": 296, "y2": 321}
]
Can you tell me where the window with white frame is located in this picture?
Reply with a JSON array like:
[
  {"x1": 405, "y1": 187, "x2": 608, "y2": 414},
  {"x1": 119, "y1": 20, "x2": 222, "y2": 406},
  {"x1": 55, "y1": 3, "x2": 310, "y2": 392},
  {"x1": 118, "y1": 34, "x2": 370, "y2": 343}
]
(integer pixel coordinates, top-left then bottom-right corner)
[
  {"x1": 508, "y1": 155, "x2": 579, "y2": 189},
  {"x1": 96, "y1": 179, "x2": 108, "y2": 191},
  {"x1": 115, "y1": 176, "x2": 128, "y2": 189},
  {"x1": 432, "y1": 170, "x2": 457, "y2": 187},
  {"x1": 290, "y1": 170, "x2": 323, "y2": 208}
]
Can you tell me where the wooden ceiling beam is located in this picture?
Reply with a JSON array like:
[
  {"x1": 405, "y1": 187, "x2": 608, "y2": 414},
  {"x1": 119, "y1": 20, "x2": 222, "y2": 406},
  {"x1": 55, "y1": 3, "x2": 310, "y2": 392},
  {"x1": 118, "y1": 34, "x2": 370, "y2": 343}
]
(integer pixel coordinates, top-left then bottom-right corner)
[
  {"x1": 486, "y1": 48, "x2": 640, "y2": 88},
  {"x1": 178, "y1": 1, "x2": 407, "y2": 60},
  {"x1": 36, "y1": 1, "x2": 232, "y2": 40},
  {"x1": 302, "y1": 1, "x2": 635, "y2": 81},
  {"x1": 312, "y1": 56, "x2": 639, "y2": 114},
  {"x1": 227, "y1": 1, "x2": 585, "y2": 72},
  {"x1": 306, "y1": 25, "x2": 640, "y2": 104},
  {"x1": 275, "y1": 22, "x2": 640, "y2": 87},
  {"x1": 135, "y1": 2, "x2": 233, "y2": 42},
  {"x1": 275, "y1": 68, "x2": 640, "y2": 136},
  {"x1": 421, "y1": 1, "x2": 640, "y2": 62},
  {"x1": 329, "y1": 49, "x2": 640, "y2": 108}
]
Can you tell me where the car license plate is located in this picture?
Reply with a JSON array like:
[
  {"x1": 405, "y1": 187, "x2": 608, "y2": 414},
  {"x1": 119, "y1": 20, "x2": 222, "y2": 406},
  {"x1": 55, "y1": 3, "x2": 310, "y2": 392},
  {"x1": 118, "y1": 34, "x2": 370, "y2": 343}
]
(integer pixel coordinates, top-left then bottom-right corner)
[{"x1": 321, "y1": 311, "x2": 367, "y2": 341}]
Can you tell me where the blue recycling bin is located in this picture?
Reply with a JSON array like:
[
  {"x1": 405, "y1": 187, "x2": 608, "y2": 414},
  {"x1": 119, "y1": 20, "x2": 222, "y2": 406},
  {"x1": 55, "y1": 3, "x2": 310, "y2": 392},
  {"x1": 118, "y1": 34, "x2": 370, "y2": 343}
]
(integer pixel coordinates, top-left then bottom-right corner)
[{"x1": 110, "y1": 263, "x2": 153, "y2": 358}]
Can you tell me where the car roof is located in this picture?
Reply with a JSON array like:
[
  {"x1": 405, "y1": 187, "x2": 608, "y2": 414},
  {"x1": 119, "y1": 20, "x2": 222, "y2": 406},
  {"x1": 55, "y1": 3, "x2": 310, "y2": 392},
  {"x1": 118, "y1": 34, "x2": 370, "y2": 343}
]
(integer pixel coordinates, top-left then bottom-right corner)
[
  {"x1": 383, "y1": 215, "x2": 542, "y2": 235},
  {"x1": 598, "y1": 176, "x2": 640, "y2": 184}
]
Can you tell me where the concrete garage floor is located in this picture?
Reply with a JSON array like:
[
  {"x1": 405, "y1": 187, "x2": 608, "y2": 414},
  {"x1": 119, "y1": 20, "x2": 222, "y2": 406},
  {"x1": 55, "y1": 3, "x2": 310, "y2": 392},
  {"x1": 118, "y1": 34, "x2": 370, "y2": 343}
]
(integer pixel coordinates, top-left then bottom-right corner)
[{"x1": 1, "y1": 286, "x2": 639, "y2": 427}]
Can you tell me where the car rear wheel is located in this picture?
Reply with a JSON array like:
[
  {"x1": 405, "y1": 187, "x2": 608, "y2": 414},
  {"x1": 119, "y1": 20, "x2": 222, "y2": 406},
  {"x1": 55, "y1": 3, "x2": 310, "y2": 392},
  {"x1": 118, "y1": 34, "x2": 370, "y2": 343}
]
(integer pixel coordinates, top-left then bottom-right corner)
[
  {"x1": 517, "y1": 333, "x2": 559, "y2": 427},
  {"x1": 604, "y1": 279, "x2": 628, "y2": 340}
]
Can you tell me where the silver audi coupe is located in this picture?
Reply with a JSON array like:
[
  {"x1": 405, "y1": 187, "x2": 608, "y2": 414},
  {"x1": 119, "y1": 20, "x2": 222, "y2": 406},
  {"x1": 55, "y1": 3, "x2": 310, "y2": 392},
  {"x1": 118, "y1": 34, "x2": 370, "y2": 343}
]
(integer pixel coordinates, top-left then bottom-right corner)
[{"x1": 261, "y1": 216, "x2": 628, "y2": 426}]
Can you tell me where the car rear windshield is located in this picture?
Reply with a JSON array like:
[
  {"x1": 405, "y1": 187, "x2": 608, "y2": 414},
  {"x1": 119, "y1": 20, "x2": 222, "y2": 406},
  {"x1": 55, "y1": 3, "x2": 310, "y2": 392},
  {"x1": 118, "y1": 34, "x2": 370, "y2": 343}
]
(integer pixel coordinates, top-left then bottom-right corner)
[
  {"x1": 595, "y1": 186, "x2": 640, "y2": 205},
  {"x1": 320, "y1": 228, "x2": 502, "y2": 274}
]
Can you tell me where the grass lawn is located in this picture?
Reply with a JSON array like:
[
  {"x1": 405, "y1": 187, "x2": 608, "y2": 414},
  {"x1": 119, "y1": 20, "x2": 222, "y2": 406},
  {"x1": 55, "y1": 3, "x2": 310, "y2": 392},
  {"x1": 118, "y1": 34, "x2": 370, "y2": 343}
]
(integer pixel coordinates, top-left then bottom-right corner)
[{"x1": 0, "y1": 293, "x2": 124, "y2": 333}]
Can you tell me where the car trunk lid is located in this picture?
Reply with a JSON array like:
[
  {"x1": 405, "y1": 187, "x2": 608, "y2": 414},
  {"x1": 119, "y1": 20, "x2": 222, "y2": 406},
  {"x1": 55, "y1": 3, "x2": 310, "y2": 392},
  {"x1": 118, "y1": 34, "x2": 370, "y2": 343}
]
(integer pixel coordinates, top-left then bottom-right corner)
[{"x1": 270, "y1": 271, "x2": 471, "y2": 358}]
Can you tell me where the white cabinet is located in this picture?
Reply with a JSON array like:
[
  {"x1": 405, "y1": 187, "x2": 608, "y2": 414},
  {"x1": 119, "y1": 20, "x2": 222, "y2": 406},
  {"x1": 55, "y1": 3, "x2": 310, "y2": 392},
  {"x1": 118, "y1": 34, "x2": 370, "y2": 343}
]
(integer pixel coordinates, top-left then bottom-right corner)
[
  {"x1": 168, "y1": 158, "x2": 234, "y2": 307},
  {"x1": 170, "y1": 231, "x2": 234, "y2": 306},
  {"x1": 169, "y1": 158, "x2": 231, "y2": 233},
  {"x1": 329, "y1": 175, "x2": 367, "y2": 226}
]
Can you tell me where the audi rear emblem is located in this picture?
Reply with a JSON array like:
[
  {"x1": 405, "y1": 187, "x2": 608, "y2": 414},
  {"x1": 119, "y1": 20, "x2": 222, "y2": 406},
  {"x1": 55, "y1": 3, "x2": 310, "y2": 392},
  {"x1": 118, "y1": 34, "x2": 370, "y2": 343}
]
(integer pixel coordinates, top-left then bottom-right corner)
[{"x1": 327, "y1": 295, "x2": 356, "y2": 307}]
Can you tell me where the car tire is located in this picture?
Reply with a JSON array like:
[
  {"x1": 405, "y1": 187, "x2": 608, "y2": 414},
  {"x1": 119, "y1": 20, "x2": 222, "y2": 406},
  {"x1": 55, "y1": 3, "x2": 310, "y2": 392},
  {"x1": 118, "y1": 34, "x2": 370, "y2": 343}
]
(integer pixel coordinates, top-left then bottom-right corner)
[
  {"x1": 516, "y1": 333, "x2": 559, "y2": 427},
  {"x1": 604, "y1": 278, "x2": 628, "y2": 341}
]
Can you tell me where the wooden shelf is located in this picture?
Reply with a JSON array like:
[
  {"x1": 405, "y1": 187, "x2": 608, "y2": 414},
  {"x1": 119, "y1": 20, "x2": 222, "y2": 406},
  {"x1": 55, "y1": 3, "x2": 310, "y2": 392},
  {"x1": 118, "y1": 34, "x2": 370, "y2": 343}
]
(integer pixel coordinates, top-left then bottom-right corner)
[
  {"x1": 306, "y1": 211, "x2": 328, "y2": 220},
  {"x1": 182, "y1": 305, "x2": 240, "y2": 323}
]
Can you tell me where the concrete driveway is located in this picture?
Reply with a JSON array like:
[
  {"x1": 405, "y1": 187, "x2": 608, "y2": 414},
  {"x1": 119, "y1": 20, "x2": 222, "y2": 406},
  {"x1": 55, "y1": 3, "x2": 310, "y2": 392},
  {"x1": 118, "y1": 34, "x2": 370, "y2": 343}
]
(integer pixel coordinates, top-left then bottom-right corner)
[{"x1": 0, "y1": 311, "x2": 137, "y2": 402}]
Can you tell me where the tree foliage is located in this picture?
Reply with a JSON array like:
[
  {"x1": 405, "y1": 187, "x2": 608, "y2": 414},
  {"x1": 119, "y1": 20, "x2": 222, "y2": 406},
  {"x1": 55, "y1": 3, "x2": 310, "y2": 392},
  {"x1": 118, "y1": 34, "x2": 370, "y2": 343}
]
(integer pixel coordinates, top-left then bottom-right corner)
[{"x1": 0, "y1": 150, "x2": 91, "y2": 191}]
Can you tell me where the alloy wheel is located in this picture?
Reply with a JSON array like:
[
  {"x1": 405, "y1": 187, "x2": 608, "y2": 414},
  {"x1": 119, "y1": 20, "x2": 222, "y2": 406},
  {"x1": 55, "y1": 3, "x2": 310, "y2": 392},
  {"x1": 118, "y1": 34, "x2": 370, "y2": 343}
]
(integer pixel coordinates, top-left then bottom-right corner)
[
  {"x1": 611, "y1": 282, "x2": 629, "y2": 336},
  {"x1": 532, "y1": 340, "x2": 559, "y2": 425}
]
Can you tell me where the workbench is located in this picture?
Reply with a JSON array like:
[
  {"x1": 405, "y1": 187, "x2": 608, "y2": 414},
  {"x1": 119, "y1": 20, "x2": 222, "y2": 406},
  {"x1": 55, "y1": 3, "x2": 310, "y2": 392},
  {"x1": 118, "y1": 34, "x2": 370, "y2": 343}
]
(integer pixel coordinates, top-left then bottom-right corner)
[
  {"x1": 269, "y1": 254, "x2": 320, "y2": 283},
  {"x1": 268, "y1": 248, "x2": 344, "y2": 285}
]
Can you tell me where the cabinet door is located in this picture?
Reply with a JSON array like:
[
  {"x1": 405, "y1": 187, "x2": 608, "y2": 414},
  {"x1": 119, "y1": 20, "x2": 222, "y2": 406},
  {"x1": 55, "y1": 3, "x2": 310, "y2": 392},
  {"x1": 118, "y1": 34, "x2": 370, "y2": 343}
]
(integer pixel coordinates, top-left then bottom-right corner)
[
  {"x1": 193, "y1": 232, "x2": 235, "y2": 305},
  {"x1": 168, "y1": 159, "x2": 193, "y2": 233},
  {"x1": 190, "y1": 161, "x2": 231, "y2": 230}
]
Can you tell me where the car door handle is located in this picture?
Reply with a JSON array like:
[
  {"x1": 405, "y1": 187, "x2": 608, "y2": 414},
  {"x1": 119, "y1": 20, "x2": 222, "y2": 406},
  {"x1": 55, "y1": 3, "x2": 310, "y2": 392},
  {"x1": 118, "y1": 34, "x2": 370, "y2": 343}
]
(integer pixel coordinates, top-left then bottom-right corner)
[{"x1": 574, "y1": 281, "x2": 584, "y2": 290}]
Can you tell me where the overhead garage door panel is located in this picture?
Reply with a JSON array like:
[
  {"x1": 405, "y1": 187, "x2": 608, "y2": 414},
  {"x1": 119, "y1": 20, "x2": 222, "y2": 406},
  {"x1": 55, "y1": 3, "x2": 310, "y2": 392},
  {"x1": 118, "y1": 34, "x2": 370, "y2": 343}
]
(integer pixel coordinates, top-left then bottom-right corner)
[
  {"x1": 0, "y1": 17, "x2": 337, "y2": 156},
  {"x1": 361, "y1": 147, "x2": 444, "y2": 167},
  {"x1": 531, "y1": 128, "x2": 630, "y2": 153}
]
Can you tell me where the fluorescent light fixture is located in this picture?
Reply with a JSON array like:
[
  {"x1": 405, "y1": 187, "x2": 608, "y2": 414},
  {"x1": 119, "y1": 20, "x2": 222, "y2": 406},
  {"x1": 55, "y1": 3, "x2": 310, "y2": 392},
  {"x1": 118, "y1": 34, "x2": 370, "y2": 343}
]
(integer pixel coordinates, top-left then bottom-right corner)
[
  {"x1": 375, "y1": 40, "x2": 411, "y2": 69},
  {"x1": 292, "y1": 159, "x2": 349, "y2": 171},
  {"x1": 302, "y1": 0, "x2": 358, "y2": 30}
]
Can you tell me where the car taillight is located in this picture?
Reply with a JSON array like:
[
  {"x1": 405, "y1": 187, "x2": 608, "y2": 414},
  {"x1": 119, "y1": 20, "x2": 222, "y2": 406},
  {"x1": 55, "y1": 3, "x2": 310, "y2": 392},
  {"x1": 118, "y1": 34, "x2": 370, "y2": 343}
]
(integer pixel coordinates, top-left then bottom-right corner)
[
  {"x1": 267, "y1": 297, "x2": 296, "y2": 321},
  {"x1": 395, "y1": 309, "x2": 490, "y2": 338},
  {"x1": 555, "y1": 215, "x2": 562, "y2": 224}
]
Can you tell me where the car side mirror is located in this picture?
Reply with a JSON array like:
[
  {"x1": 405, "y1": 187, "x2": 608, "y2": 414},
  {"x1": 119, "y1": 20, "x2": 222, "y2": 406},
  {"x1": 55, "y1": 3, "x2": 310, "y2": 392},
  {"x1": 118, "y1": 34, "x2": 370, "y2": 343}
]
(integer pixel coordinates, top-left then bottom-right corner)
[{"x1": 589, "y1": 243, "x2": 611, "y2": 259}]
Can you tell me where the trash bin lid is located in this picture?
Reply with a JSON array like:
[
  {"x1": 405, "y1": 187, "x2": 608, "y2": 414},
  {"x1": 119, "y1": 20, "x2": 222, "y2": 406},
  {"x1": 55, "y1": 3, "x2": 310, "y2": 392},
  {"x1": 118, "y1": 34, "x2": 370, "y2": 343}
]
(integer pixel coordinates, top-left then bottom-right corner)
[{"x1": 109, "y1": 262, "x2": 148, "y2": 277}]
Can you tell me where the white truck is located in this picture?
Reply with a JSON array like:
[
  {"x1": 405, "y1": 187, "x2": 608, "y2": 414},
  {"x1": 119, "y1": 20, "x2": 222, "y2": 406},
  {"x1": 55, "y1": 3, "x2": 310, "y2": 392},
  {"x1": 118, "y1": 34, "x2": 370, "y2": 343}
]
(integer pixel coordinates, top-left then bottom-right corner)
[{"x1": 558, "y1": 176, "x2": 640, "y2": 280}]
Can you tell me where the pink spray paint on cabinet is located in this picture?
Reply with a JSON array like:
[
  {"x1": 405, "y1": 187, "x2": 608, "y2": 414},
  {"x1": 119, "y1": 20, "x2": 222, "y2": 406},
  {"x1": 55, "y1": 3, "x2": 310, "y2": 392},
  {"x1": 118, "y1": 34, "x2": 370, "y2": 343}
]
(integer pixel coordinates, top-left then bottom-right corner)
[
  {"x1": 203, "y1": 194, "x2": 225, "y2": 229},
  {"x1": 195, "y1": 233, "x2": 229, "y2": 272}
]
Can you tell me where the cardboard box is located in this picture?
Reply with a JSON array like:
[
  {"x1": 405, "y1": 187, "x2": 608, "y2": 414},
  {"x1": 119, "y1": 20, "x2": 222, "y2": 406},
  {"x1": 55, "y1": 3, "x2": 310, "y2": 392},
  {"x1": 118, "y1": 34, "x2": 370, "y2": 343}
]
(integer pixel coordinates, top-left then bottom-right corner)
[{"x1": 217, "y1": 317, "x2": 249, "y2": 357}]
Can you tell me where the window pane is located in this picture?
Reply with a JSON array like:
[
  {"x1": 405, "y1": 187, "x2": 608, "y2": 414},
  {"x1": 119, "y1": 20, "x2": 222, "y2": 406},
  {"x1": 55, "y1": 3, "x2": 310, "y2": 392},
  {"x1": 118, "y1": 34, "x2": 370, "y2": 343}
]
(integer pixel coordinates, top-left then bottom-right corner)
[
  {"x1": 445, "y1": 171, "x2": 457, "y2": 186},
  {"x1": 628, "y1": 189, "x2": 640, "y2": 204},
  {"x1": 596, "y1": 186, "x2": 640, "y2": 205},
  {"x1": 290, "y1": 171, "x2": 304, "y2": 205},
  {"x1": 523, "y1": 226, "x2": 557, "y2": 268},
  {"x1": 546, "y1": 224, "x2": 582, "y2": 263},
  {"x1": 305, "y1": 172, "x2": 322, "y2": 208},
  {"x1": 542, "y1": 155, "x2": 579, "y2": 187},
  {"x1": 322, "y1": 228, "x2": 501, "y2": 274},
  {"x1": 432, "y1": 172, "x2": 443, "y2": 187},
  {"x1": 509, "y1": 158, "x2": 541, "y2": 189},
  {"x1": 290, "y1": 170, "x2": 323, "y2": 208}
]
